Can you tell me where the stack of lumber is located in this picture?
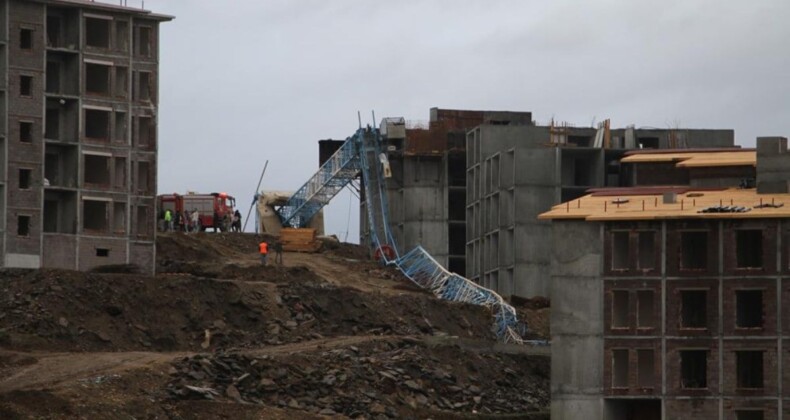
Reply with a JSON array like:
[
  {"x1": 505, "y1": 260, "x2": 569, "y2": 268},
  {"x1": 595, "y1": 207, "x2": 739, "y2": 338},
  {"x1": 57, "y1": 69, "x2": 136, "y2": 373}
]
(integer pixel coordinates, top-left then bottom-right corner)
[{"x1": 280, "y1": 228, "x2": 322, "y2": 253}]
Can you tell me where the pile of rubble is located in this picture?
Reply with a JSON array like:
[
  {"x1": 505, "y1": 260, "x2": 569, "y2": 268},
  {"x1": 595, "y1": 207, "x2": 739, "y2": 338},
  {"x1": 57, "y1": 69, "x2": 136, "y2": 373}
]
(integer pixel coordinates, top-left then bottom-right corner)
[{"x1": 167, "y1": 338, "x2": 549, "y2": 418}]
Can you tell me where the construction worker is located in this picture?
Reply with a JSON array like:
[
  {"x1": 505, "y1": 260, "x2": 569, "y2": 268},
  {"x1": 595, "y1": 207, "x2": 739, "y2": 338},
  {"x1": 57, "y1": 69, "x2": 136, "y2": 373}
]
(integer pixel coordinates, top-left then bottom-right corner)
[
  {"x1": 190, "y1": 209, "x2": 200, "y2": 233},
  {"x1": 259, "y1": 240, "x2": 269, "y2": 266},
  {"x1": 164, "y1": 209, "x2": 173, "y2": 232},
  {"x1": 273, "y1": 241, "x2": 283, "y2": 265}
]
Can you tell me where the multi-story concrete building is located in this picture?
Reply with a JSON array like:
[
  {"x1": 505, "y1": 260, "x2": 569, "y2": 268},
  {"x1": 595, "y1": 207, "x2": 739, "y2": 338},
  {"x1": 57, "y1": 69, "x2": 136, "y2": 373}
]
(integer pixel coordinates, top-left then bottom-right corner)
[
  {"x1": 0, "y1": 0, "x2": 171, "y2": 272},
  {"x1": 465, "y1": 123, "x2": 735, "y2": 297},
  {"x1": 541, "y1": 137, "x2": 790, "y2": 419},
  {"x1": 363, "y1": 108, "x2": 532, "y2": 275}
]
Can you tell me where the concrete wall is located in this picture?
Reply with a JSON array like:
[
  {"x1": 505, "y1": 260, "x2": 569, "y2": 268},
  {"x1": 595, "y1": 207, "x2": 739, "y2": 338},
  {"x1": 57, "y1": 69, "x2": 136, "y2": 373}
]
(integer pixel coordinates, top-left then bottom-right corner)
[
  {"x1": 550, "y1": 220, "x2": 603, "y2": 420},
  {"x1": 757, "y1": 136, "x2": 790, "y2": 193}
]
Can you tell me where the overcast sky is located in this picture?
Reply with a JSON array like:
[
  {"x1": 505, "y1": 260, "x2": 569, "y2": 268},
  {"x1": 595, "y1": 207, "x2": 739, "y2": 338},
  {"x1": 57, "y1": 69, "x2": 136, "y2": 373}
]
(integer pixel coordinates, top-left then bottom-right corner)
[{"x1": 144, "y1": 0, "x2": 790, "y2": 242}]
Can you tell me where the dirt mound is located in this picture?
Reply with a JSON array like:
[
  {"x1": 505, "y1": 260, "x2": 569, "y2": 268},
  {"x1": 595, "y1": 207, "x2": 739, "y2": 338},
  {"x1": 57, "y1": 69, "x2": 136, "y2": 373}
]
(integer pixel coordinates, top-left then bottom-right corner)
[
  {"x1": 0, "y1": 233, "x2": 550, "y2": 418},
  {"x1": 168, "y1": 338, "x2": 549, "y2": 418}
]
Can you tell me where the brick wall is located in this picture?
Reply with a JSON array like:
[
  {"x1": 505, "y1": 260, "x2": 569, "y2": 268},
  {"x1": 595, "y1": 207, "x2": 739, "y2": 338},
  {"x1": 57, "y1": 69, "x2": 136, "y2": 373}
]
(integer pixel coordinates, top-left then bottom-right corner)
[
  {"x1": 78, "y1": 237, "x2": 127, "y2": 271},
  {"x1": 664, "y1": 398, "x2": 719, "y2": 420},
  {"x1": 42, "y1": 234, "x2": 77, "y2": 269}
]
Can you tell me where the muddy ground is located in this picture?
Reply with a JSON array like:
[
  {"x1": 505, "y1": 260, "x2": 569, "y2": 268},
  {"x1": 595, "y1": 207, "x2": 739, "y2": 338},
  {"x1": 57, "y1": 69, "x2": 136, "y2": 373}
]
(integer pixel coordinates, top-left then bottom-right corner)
[{"x1": 0, "y1": 233, "x2": 549, "y2": 419}]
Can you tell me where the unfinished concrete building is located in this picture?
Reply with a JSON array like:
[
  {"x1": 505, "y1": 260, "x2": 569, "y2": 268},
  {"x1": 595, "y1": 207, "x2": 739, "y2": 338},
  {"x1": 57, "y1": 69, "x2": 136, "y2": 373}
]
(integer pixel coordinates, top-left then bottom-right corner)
[
  {"x1": 363, "y1": 108, "x2": 533, "y2": 275},
  {"x1": 0, "y1": 0, "x2": 171, "y2": 272},
  {"x1": 541, "y1": 138, "x2": 790, "y2": 420},
  {"x1": 465, "y1": 123, "x2": 735, "y2": 298}
]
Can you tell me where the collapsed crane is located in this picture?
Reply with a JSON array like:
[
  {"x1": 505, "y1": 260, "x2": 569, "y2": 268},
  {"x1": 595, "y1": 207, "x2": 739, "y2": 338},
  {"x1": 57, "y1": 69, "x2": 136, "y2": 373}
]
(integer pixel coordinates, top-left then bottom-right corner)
[{"x1": 276, "y1": 126, "x2": 532, "y2": 344}]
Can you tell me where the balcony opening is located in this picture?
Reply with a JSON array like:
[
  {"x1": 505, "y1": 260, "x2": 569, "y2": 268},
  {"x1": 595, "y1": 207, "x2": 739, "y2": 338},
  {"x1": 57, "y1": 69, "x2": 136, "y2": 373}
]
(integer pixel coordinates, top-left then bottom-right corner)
[
  {"x1": 17, "y1": 215, "x2": 30, "y2": 236},
  {"x1": 45, "y1": 144, "x2": 78, "y2": 188},
  {"x1": 85, "y1": 17, "x2": 110, "y2": 48},
  {"x1": 736, "y1": 351, "x2": 763, "y2": 389},
  {"x1": 85, "y1": 63, "x2": 111, "y2": 95},
  {"x1": 612, "y1": 349, "x2": 628, "y2": 388},
  {"x1": 83, "y1": 200, "x2": 109, "y2": 232},
  {"x1": 680, "y1": 290, "x2": 707, "y2": 329},
  {"x1": 637, "y1": 349, "x2": 655, "y2": 388},
  {"x1": 84, "y1": 109, "x2": 110, "y2": 141},
  {"x1": 637, "y1": 290, "x2": 655, "y2": 328},
  {"x1": 19, "y1": 121, "x2": 32, "y2": 143},
  {"x1": 84, "y1": 154, "x2": 110, "y2": 186},
  {"x1": 680, "y1": 350, "x2": 707, "y2": 389},
  {"x1": 736, "y1": 230, "x2": 763, "y2": 268},
  {"x1": 638, "y1": 231, "x2": 656, "y2": 270},
  {"x1": 612, "y1": 290, "x2": 629, "y2": 328},
  {"x1": 612, "y1": 231, "x2": 629, "y2": 270},
  {"x1": 20, "y1": 75, "x2": 33, "y2": 96},
  {"x1": 736, "y1": 290, "x2": 763, "y2": 328},
  {"x1": 44, "y1": 190, "x2": 77, "y2": 234},
  {"x1": 20, "y1": 28, "x2": 33, "y2": 49},
  {"x1": 680, "y1": 231, "x2": 708, "y2": 270},
  {"x1": 18, "y1": 168, "x2": 31, "y2": 189}
]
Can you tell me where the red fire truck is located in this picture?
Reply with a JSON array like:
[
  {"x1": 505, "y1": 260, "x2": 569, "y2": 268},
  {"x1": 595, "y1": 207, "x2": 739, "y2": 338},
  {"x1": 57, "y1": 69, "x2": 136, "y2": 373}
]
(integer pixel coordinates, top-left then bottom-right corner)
[{"x1": 157, "y1": 192, "x2": 236, "y2": 232}]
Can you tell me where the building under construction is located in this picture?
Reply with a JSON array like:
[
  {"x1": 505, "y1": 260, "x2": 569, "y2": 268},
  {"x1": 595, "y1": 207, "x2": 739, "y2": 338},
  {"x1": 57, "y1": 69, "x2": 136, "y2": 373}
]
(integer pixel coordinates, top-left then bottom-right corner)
[
  {"x1": 541, "y1": 138, "x2": 790, "y2": 419},
  {"x1": 0, "y1": 0, "x2": 171, "y2": 272},
  {"x1": 365, "y1": 108, "x2": 734, "y2": 298}
]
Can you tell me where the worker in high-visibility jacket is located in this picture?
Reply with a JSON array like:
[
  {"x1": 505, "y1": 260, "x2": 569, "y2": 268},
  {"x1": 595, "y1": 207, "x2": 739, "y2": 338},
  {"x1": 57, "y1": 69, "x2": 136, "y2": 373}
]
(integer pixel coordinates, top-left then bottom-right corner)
[{"x1": 258, "y1": 241, "x2": 268, "y2": 266}]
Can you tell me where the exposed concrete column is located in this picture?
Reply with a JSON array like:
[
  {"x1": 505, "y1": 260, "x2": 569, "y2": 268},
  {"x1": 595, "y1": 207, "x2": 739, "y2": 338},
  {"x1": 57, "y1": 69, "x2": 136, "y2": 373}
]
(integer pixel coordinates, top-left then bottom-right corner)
[
  {"x1": 756, "y1": 136, "x2": 790, "y2": 194},
  {"x1": 550, "y1": 220, "x2": 604, "y2": 420}
]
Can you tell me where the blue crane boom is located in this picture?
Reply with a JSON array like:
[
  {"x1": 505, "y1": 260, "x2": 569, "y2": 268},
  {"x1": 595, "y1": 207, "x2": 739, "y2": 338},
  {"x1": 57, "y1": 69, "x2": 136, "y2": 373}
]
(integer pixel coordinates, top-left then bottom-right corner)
[{"x1": 278, "y1": 126, "x2": 536, "y2": 344}]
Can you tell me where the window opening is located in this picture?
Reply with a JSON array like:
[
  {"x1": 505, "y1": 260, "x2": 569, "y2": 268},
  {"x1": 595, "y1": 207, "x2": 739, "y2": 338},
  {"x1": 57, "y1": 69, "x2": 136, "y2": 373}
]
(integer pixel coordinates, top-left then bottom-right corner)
[
  {"x1": 85, "y1": 109, "x2": 110, "y2": 141},
  {"x1": 612, "y1": 349, "x2": 628, "y2": 388},
  {"x1": 20, "y1": 28, "x2": 33, "y2": 49},
  {"x1": 638, "y1": 231, "x2": 656, "y2": 270},
  {"x1": 96, "y1": 248, "x2": 109, "y2": 257},
  {"x1": 612, "y1": 290, "x2": 629, "y2": 328},
  {"x1": 736, "y1": 230, "x2": 763, "y2": 268},
  {"x1": 736, "y1": 351, "x2": 763, "y2": 388},
  {"x1": 19, "y1": 169, "x2": 31, "y2": 189},
  {"x1": 637, "y1": 349, "x2": 655, "y2": 388},
  {"x1": 83, "y1": 200, "x2": 108, "y2": 232},
  {"x1": 680, "y1": 350, "x2": 707, "y2": 389},
  {"x1": 612, "y1": 231, "x2": 629, "y2": 270},
  {"x1": 20, "y1": 75, "x2": 33, "y2": 96},
  {"x1": 20, "y1": 121, "x2": 33, "y2": 142},
  {"x1": 17, "y1": 215, "x2": 30, "y2": 236},
  {"x1": 680, "y1": 290, "x2": 707, "y2": 328},
  {"x1": 85, "y1": 63, "x2": 111, "y2": 95},
  {"x1": 637, "y1": 290, "x2": 655, "y2": 328},
  {"x1": 680, "y1": 231, "x2": 708, "y2": 270},
  {"x1": 85, "y1": 17, "x2": 110, "y2": 48},
  {"x1": 84, "y1": 154, "x2": 110, "y2": 186},
  {"x1": 735, "y1": 410, "x2": 764, "y2": 420},
  {"x1": 735, "y1": 290, "x2": 763, "y2": 328}
]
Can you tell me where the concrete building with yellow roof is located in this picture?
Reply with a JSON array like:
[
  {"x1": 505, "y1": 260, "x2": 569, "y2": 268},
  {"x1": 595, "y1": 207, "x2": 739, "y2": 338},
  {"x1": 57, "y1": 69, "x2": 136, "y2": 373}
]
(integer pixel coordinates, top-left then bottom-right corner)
[{"x1": 541, "y1": 137, "x2": 790, "y2": 419}]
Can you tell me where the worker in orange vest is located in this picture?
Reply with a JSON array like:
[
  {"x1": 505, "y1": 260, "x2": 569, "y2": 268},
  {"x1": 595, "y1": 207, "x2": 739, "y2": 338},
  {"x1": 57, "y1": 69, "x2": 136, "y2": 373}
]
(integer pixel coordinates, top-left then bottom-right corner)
[{"x1": 259, "y1": 241, "x2": 268, "y2": 266}]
